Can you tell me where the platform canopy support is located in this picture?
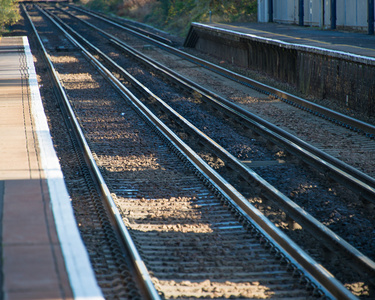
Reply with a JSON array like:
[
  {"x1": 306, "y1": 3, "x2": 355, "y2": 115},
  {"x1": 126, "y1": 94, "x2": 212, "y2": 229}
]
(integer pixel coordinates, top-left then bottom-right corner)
[
  {"x1": 268, "y1": 0, "x2": 273, "y2": 22},
  {"x1": 331, "y1": 0, "x2": 336, "y2": 29},
  {"x1": 369, "y1": 0, "x2": 374, "y2": 35},
  {"x1": 299, "y1": 0, "x2": 304, "y2": 26}
]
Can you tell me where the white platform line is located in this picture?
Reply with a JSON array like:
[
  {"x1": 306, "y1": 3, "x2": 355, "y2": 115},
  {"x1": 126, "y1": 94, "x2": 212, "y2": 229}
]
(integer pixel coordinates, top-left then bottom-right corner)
[{"x1": 23, "y1": 36, "x2": 104, "y2": 300}]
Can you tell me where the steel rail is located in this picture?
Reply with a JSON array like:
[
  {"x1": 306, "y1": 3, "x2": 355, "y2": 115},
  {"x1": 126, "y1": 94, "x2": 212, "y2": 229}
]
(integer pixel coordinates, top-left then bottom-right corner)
[
  {"x1": 110, "y1": 36, "x2": 375, "y2": 283},
  {"x1": 56, "y1": 5, "x2": 375, "y2": 206},
  {"x1": 45, "y1": 4, "x2": 375, "y2": 286},
  {"x1": 34, "y1": 5, "x2": 359, "y2": 299},
  {"x1": 69, "y1": 4, "x2": 375, "y2": 139},
  {"x1": 69, "y1": 6, "x2": 175, "y2": 46},
  {"x1": 43, "y1": 5, "x2": 375, "y2": 297},
  {"x1": 25, "y1": 5, "x2": 161, "y2": 300},
  {"x1": 50, "y1": 4, "x2": 375, "y2": 284},
  {"x1": 110, "y1": 38, "x2": 375, "y2": 203}
]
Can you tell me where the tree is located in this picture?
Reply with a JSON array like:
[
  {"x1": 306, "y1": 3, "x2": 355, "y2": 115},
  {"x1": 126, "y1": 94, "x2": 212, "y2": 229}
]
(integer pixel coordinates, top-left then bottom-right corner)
[{"x1": 0, "y1": 0, "x2": 20, "y2": 33}]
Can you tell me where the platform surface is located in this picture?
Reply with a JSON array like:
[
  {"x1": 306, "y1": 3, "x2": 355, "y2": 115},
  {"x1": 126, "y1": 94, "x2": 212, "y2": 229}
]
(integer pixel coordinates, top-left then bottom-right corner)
[
  {"x1": 0, "y1": 36, "x2": 103, "y2": 300},
  {"x1": 203, "y1": 22, "x2": 375, "y2": 59}
]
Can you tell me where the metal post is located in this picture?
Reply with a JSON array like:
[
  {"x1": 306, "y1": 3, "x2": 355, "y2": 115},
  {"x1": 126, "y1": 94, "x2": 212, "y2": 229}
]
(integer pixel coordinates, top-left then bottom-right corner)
[
  {"x1": 299, "y1": 0, "x2": 304, "y2": 26},
  {"x1": 369, "y1": 0, "x2": 374, "y2": 35},
  {"x1": 331, "y1": 0, "x2": 336, "y2": 29},
  {"x1": 268, "y1": 0, "x2": 273, "y2": 22},
  {"x1": 320, "y1": 0, "x2": 325, "y2": 28}
]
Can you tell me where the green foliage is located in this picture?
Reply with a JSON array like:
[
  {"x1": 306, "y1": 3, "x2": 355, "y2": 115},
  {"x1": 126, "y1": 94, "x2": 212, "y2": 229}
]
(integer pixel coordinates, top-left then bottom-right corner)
[
  {"x1": 82, "y1": 0, "x2": 257, "y2": 37},
  {"x1": 206, "y1": 0, "x2": 258, "y2": 22},
  {"x1": 154, "y1": 0, "x2": 257, "y2": 35},
  {"x1": 0, "y1": 0, "x2": 20, "y2": 34},
  {"x1": 85, "y1": 0, "x2": 122, "y2": 13}
]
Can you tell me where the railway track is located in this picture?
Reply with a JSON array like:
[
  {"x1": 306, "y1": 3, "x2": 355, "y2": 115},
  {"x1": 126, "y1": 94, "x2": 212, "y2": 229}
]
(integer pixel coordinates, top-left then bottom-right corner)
[
  {"x1": 23, "y1": 6, "x2": 154, "y2": 299},
  {"x1": 52, "y1": 4, "x2": 375, "y2": 201},
  {"x1": 42, "y1": 2, "x2": 375, "y2": 285},
  {"x1": 65, "y1": 4, "x2": 375, "y2": 171},
  {"x1": 24, "y1": 4, "x2": 331, "y2": 299},
  {"x1": 68, "y1": 5, "x2": 375, "y2": 200},
  {"x1": 23, "y1": 3, "x2": 374, "y2": 299},
  {"x1": 67, "y1": 5, "x2": 375, "y2": 136}
]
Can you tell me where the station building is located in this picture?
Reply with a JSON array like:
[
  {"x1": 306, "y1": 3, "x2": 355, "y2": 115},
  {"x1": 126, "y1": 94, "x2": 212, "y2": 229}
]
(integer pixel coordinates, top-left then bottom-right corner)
[{"x1": 258, "y1": 0, "x2": 375, "y2": 34}]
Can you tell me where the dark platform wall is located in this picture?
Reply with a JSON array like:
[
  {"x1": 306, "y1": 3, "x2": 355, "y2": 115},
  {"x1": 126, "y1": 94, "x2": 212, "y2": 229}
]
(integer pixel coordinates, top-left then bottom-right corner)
[{"x1": 185, "y1": 24, "x2": 375, "y2": 117}]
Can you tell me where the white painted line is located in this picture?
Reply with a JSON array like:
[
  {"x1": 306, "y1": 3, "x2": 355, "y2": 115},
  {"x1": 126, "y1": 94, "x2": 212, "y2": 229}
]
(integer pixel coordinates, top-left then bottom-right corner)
[{"x1": 23, "y1": 36, "x2": 104, "y2": 300}]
